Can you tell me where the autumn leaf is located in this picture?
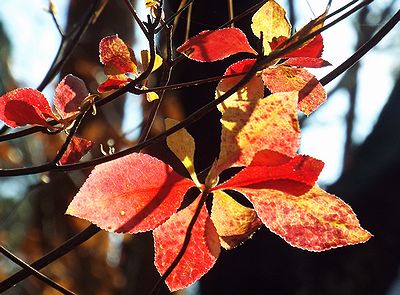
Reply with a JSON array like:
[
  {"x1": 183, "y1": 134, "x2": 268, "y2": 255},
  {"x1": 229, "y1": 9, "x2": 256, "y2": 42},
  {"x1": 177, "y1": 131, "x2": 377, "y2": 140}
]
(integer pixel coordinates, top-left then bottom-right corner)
[
  {"x1": 235, "y1": 185, "x2": 372, "y2": 251},
  {"x1": 58, "y1": 136, "x2": 93, "y2": 165},
  {"x1": 251, "y1": 0, "x2": 291, "y2": 55},
  {"x1": 153, "y1": 196, "x2": 220, "y2": 291},
  {"x1": 54, "y1": 75, "x2": 89, "y2": 119},
  {"x1": 177, "y1": 28, "x2": 256, "y2": 62},
  {"x1": 211, "y1": 190, "x2": 262, "y2": 250},
  {"x1": 165, "y1": 118, "x2": 200, "y2": 186},
  {"x1": 0, "y1": 88, "x2": 57, "y2": 128},
  {"x1": 208, "y1": 150, "x2": 370, "y2": 251},
  {"x1": 212, "y1": 91, "x2": 300, "y2": 178},
  {"x1": 99, "y1": 34, "x2": 137, "y2": 75},
  {"x1": 262, "y1": 66, "x2": 326, "y2": 115},
  {"x1": 98, "y1": 74, "x2": 130, "y2": 93},
  {"x1": 66, "y1": 153, "x2": 194, "y2": 233},
  {"x1": 215, "y1": 59, "x2": 264, "y2": 106},
  {"x1": 214, "y1": 150, "x2": 324, "y2": 191}
]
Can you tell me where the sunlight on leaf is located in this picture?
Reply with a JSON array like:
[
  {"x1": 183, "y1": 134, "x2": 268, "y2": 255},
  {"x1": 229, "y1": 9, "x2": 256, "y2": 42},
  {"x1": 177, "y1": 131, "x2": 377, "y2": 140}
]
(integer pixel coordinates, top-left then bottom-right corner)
[
  {"x1": 211, "y1": 190, "x2": 262, "y2": 250},
  {"x1": 177, "y1": 28, "x2": 256, "y2": 62},
  {"x1": 213, "y1": 92, "x2": 300, "y2": 177},
  {"x1": 0, "y1": 88, "x2": 56, "y2": 128},
  {"x1": 251, "y1": 0, "x2": 291, "y2": 55},
  {"x1": 262, "y1": 66, "x2": 327, "y2": 115},
  {"x1": 165, "y1": 118, "x2": 201, "y2": 187},
  {"x1": 237, "y1": 185, "x2": 372, "y2": 251},
  {"x1": 59, "y1": 136, "x2": 93, "y2": 165},
  {"x1": 54, "y1": 74, "x2": 89, "y2": 119},
  {"x1": 66, "y1": 153, "x2": 194, "y2": 233},
  {"x1": 154, "y1": 196, "x2": 220, "y2": 291}
]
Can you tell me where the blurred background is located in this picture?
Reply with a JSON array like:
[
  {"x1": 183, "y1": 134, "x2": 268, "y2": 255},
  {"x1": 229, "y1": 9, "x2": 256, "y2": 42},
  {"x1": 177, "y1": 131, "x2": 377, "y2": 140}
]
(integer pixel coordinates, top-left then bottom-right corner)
[{"x1": 0, "y1": 0, "x2": 399, "y2": 294}]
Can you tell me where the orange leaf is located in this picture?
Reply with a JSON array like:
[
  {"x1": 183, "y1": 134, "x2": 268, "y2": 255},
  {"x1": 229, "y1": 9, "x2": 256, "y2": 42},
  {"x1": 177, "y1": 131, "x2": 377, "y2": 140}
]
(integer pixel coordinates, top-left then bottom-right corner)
[
  {"x1": 153, "y1": 197, "x2": 220, "y2": 291},
  {"x1": 177, "y1": 28, "x2": 256, "y2": 62},
  {"x1": 211, "y1": 190, "x2": 261, "y2": 250},
  {"x1": 212, "y1": 92, "x2": 300, "y2": 177},
  {"x1": 262, "y1": 66, "x2": 326, "y2": 115},
  {"x1": 97, "y1": 74, "x2": 130, "y2": 93},
  {"x1": 66, "y1": 153, "x2": 194, "y2": 233},
  {"x1": 236, "y1": 185, "x2": 372, "y2": 251},
  {"x1": 215, "y1": 59, "x2": 264, "y2": 107}
]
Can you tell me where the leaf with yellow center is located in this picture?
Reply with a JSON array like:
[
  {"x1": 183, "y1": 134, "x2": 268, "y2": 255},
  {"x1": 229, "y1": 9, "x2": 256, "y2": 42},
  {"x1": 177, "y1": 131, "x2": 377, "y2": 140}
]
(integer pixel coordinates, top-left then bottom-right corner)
[
  {"x1": 251, "y1": 0, "x2": 291, "y2": 55},
  {"x1": 236, "y1": 185, "x2": 372, "y2": 251},
  {"x1": 165, "y1": 118, "x2": 201, "y2": 187},
  {"x1": 212, "y1": 91, "x2": 300, "y2": 178},
  {"x1": 211, "y1": 190, "x2": 262, "y2": 250}
]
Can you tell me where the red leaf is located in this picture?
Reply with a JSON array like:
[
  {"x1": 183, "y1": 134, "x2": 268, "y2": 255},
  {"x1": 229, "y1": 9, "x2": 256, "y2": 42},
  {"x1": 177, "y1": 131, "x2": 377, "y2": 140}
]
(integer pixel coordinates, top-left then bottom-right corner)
[
  {"x1": 270, "y1": 34, "x2": 325, "y2": 59},
  {"x1": 236, "y1": 185, "x2": 372, "y2": 251},
  {"x1": 97, "y1": 74, "x2": 130, "y2": 93},
  {"x1": 54, "y1": 75, "x2": 89, "y2": 119},
  {"x1": 0, "y1": 88, "x2": 56, "y2": 127},
  {"x1": 262, "y1": 66, "x2": 326, "y2": 115},
  {"x1": 153, "y1": 197, "x2": 220, "y2": 291},
  {"x1": 58, "y1": 136, "x2": 93, "y2": 165},
  {"x1": 66, "y1": 153, "x2": 194, "y2": 233},
  {"x1": 99, "y1": 35, "x2": 136, "y2": 74},
  {"x1": 177, "y1": 28, "x2": 256, "y2": 62},
  {"x1": 214, "y1": 150, "x2": 323, "y2": 191},
  {"x1": 283, "y1": 57, "x2": 331, "y2": 68}
]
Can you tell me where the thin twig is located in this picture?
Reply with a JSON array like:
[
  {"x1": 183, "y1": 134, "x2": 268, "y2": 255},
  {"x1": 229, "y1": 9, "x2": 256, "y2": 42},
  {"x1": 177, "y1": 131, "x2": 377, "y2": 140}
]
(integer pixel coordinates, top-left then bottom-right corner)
[
  {"x1": 0, "y1": 246, "x2": 77, "y2": 295},
  {"x1": 122, "y1": 0, "x2": 149, "y2": 37},
  {"x1": 155, "y1": 0, "x2": 194, "y2": 34}
]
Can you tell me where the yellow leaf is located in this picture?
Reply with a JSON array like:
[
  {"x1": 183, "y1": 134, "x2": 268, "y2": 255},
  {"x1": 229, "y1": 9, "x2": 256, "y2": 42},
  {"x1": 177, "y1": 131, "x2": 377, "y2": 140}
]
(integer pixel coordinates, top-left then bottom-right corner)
[
  {"x1": 251, "y1": 0, "x2": 291, "y2": 55},
  {"x1": 215, "y1": 59, "x2": 264, "y2": 112},
  {"x1": 165, "y1": 118, "x2": 200, "y2": 187},
  {"x1": 140, "y1": 50, "x2": 163, "y2": 73},
  {"x1": 211, "y1": 190, "x2": 262, "y2": 250}
]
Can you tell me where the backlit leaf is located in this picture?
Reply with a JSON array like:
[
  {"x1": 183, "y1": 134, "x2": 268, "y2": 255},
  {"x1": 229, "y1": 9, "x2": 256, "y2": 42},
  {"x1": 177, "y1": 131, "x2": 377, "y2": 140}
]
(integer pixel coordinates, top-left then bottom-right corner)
[
  {"x1": 177, "y1": 28, "x2": 256, "y2": 62},
  {"x1": 215, "y1": 59, "x2": 264, "y2": 109},
  {"x1": 165, "y1": 118, "x2": 200, "y2": 186},
  {"x1": 153, "y1": 197, "x2": 220, "y2": 291},
  {"x1": 237, "y1": 185, "x2": 372, "y2": 251},
  {"x1": 213, "y1": 92, "x2": 300, "y2": 177},
  {"x1": 140, "y1": 49, "x2": 163, "y2": 73},
  {"x1": 283, "y1": 57, "x2": 331, "y2": 68},
  {"x1": 97, "y1": 74, "x2": 130, "y2": 93},
  {"x1": 58, "y1": 136, "x2": 93, "y2": 165},
  {"x1": 54, "y1": 75, "x2": 89, "y2": 119},
  {"x1": 0, "y1": 88, "x2": 56, "y2": 128},
  {"x1": 251, "y1": 0, "x2": 291, "y2": 55},
  {"x1": 262, "y1": 66, "x2": 326, "y2": 115},
  {"x1": 211, "y1": 190, "x2": 261, "y2": 250},
  {"x1": 270, "y1": 34, "x2": 325, "y2": 59},
  {"x1": 215, "y1": 150, "x2": 324, "y2": 191},
  {"x1": 66, "y1": 153, "x2": 194, "y2": 233},
  {"x1": 99, "y1": 35, "x2": 137, "y2": 74}
]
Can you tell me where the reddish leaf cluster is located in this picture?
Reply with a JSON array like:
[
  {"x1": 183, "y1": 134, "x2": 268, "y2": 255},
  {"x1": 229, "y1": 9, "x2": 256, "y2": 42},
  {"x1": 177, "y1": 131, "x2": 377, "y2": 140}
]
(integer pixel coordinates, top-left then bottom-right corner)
[
  {"x1": 0, "y1": 75, "x2": 93, "y2": 164},
  {"x1": 97, "y1": 34, "x2": 162, "y2": 100},
  {"x1": 66, "y1": 0, "x2": 372, "y2": 292}
]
